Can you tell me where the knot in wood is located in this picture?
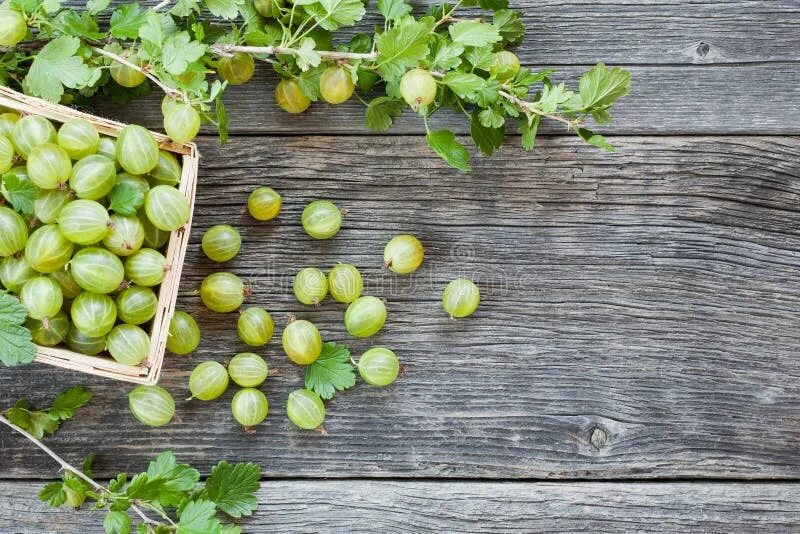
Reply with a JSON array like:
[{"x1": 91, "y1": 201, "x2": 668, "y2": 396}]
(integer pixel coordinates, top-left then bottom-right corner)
[
  {"x1": 696, "y1": 42, "x2": 711, "y2": 57},
  {"x1": 589, "y1": 426, "x2": 608, "y2": 451}
]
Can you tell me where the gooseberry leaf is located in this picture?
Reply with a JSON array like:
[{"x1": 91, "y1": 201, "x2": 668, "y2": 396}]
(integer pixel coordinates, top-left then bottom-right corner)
[
  {"x1": 577, "y1": 63, "x2": 632, "y2": 111},
  {"x1": 86, "y1": 0, "x2": 111, "y2": 15},
  {"x1": 470, "y1": 110, "x2": 504, "y2": 156},
  {"x1": 577, "y1": 128, "x2": 616, "y2": 152},
  {"x1": 177, "y1": 499, "x2": 221, "y2": 534},
  {"x1": 215, "y1": 94, "x2": 229, "y2": 145},
  {"x1": 162, "y1": 32, "x2": 206, "y2": 75},
  {"x1": 365, "y1": 96, "x2": 405, "y2": 132},
  {"x1": 293, "y1": 37, "x2": 321, "y2": 72},
  {"x1": 375, "y1": 17, "x2": 434, "y2": 80},
  {"x1": 104, "y1": 511, "x2": 133, "y2": 534},
  {"x1": 170, "y1": 0, "x2": 201, "y2": 17},
  {"x1": 54, "y1": 10, "x2": 106, "y2": 40},
  {"x1": 442, "y1": 71, "x2": 485, "y2": 99},
  {"x1": 426, "y1": 129, "x2": 471, "y2": 171},
  {"x1": 431, "y1": 41, "x2": 464, "y2": 70},
  {"x1": 463, "y1": 45, "x2": 494, "y2": 71},
  {"x1": 202, "y1": 461, "x2": 261, "y2": 518},
  {"x1": 519, "y1": 114, "x2": 540, "y2": 151},
  {"x1": 448, "y1": 21, "x2": 501, "y2": 47},
  {"x1": 478, "y1": 107, "x2": 505, "y2": 128},
  {"x1": 39, "y1": 481, "x2": 67, "y2": 508},
  {"x1": 1, "y1": 172, "x2": 37, "y2": 215},
  {"x1": 378, "y1": 0, "x2": 412, "y2": 21},
  {"x1": 203, "y1": 0, "x2": 245, "y2": 19},
  {"x1": 0, "y1": 293, "x2": 36, "y2": 367},
  {"x1": 110, "y1": 4, "x2": 148, "y2": 39},
  {"x1": 493, "y1": 9, "x2": 525, "y2": 45},
  {"x1": 109, "y1": 183, "x2": 145, "y2": 216},
  {"x1": 297, "y1": 0, "x2": 366, "y2": 31},
  {"x1": 22, "y1": 36, "x2": 95, "y2": 103},
  {"x1": 49, "y1": 386, "x2": 93, "y2": 421},
  {"x1": 305, "y1": 342, "x2": 356, "y2": 399}
]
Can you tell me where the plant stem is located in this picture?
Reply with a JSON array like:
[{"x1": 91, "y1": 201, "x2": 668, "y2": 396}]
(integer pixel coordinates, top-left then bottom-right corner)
[
  {"x1": 497, "y1": 89, "x2": 580, "y2": 128},
  {"x1": 152, "y1": 0, "x2": 172, "y2": 10},
  {"x1": 91, "y1": 47, "x2": 188, "y2": 102},
  {"x1": 211, "y1": 44, "x2": 377, "y2": 61},
  {"x1": 0, "y1": 413, "x2": 159, "y2": 526}
]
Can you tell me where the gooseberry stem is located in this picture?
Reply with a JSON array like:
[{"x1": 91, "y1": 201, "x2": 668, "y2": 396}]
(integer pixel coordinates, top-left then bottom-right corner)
[
  {"x1": 498, "y1": 88, "x2": 583, "y2": 128},
  {"x1": 0, "y1": 414, "x2": 159, "y2": 526},
  {"x1": 211, "y1": 44, "x2": 377, "y2": 61},
  {"x1": 91, "y1": 47, "x2": 188, "y2": 102}
]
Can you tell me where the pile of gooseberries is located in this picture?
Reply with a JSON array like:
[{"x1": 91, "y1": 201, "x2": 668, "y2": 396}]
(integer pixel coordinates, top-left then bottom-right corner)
[{"x1": 0, "y1": 110, "x2": 191, "y2": 368}]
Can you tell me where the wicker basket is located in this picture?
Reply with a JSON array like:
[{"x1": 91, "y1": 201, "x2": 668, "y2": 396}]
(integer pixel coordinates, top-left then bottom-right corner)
[{"x1": 0, "y1": 86, "x2": 198, "y2": 385}]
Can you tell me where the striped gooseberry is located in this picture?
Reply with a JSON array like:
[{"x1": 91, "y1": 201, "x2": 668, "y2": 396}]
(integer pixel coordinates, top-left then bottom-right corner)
[
  {"x1": 116, "y1": 124, "x2": 159, "y2": 175},
  {"x1": 0, "y1": 206, "x2": 27, "y2": 257},
  {"x1": 231, "y1": 388, "x2": 269, "y2": 429},
  {"x1": 12, "y1": 115, "x2": 56, "y2": 157},
  {"x1": 247, "y1": 187, "x2": 281, "y2": 221},
  {"x1": 237, "y1": 307, "x2": 274, "y2": 347},
  {"x1": 125, "y1": 248, "x2": 168, "y2": 287},
  {"x1": 218, "y1": 53, "x2": 255, "y2": 85},
  {"x1": 319, "y1": 65, "x2": 355, "y2": 105},
  {"x1": 301, "y1": 200, "x2": 342, "y2": 240},
  {"x1": 275, "y1": 79, "x2": 310, "y2": 114},
  {"x1": 49, "y1": 269, "x2": 82, "y2": 299},
  {"x1": 57, "y1": 199, "x2": 110, "y2": 245},
  {"x1": 69, "y1": 154, "x2": 116, "y2": 200},
  {"x1": 228, "y1": 352, "x2": 269, "y2": 387},
  {"x1": 128, "y1": 385, "x2": 175, "y2": 427},
  {"x1": 96, "y1": 136, "x2": 119, "y2": 168},
  {"x1": 0, "y1": 256, "x2": 36, "y2": 292},
  {"x1": 293, "y1": 267, "x2": 328, "y2": 306},
  {"x1": 106, "y1": 324, "x2": 150, "y2": 365},
  {"x1": 357, "y1": 347, "x2": 400, "y2": 386},
  {"x1": 70, "y1": 291, "x2": 117, "y2": 337},
  {"x1": 27, "y1": 310, "x2": 69, "y2": 347},
  {"x1": 116, "y1": 285, "x2": 158, "y2": 325},
  {"x1": 109, "y1": 54, "x2": 146, "y2": 87},
  {"x1": 166, "y1": 310, "x2": 201, "y2": 355},
  {"x1": 281, "y1": 318, "x2": 322, "y2": 365},
  {"x1": 163, "y1": 103, "x2": 201, "y2": 144},
  {"x1": 34, "y1": 189, "x2": 71, "y2": 224},
  {"x1": 201, "y1": 224, "x2": 241, "y2": 263},
  {"x1": 286, "y1": 389, "x2": 325, "y2": 430},
  {"x1": 328, "y1": 263, "x2": 363, "y2": 303},
  {"x1": 0, "y1": 112, "x2": 19, "y2": 138},
  {"x1": 200, "y1": 272, "x2": 245, "y2": 313},
  {"x1": 66, "y1": 326, "x2": 106, "y2": 355},
  {"x1": 20, "y1": 276, "x2": 63, "y2": 320},
  {"x1": 69, "y1": 247, "x2": 124, "y2": 294},
  {"x1": 384, "y1": 234, "x2": 424, "y2": 274},
  {"x1": 57, "y1": 118, "x2": 100, "y2": 160},
  {"x1": 25, "y1": 224, "x2": 74, "y2": 273},
  {"x1": 344, "y1": 296, "x2": 387, "y2": 338},
  {"x1": 116, "y1": 173, "x2": 150, "y2": 196},
  {"x1": 399, "y1": 68, "x2": 437, "y2": 111},
  {"x1": 442, "y1": 278, "x2": 480, "y2": 318},
  {"x1": 139, "y1": 210, "x2": 170, "y2": 249},
  {"x1": 0, "y1": 9, "x2": 26, "y2": 46},
  {"x1": 147, "y1": 151, "x2": 181, "y2": 186},
  {"x1": 189, "y1": 361, "x2": 229, "y2": 401},
  {"x1": 103, "y1": 214, "x2": 145, "y2": 256},
  {"x1": 145, "y1": 185, "x2": 190, "y2": 231},
  {"x1": 490, "y1": 51, "x2": 521, "y2": 82},
  {"x1": 0, "y1": 134, "x2": 13, "y2": 172}
]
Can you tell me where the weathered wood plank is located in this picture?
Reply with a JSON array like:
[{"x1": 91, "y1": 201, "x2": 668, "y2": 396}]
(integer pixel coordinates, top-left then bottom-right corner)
[
  {"x1": 89, "y1": 64, "x2": 800, "y2": 135},
  {"x1": 2, "y1": 481, "x2": 800, "y2": 533},
  {"x1": 1, "y1": 135, "x2": 799, "y2": 480}
]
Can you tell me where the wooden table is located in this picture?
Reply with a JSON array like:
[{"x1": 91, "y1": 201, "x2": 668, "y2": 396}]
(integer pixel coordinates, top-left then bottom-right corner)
[{"x1": 2, "y1": 1, "x2": 800, "y2": 531}]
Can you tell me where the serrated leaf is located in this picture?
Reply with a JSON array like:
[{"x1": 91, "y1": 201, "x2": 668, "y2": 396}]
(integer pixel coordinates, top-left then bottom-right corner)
[
  {"x1": 293, "y1": 37, "x2": 321, "y2": 72},
  {"x1": 349, "y1": 33, "x2": 373, "y2": 54},
  {"x1": 0, "y1": 293, "x2": 36, "y2": 367},
  {"x1": 55, "y1": 11, "x2": 107, "y2": 40},
  {"x1": 216, "y1": 95, "x2": 228, "y2": 145},
  {"x1": 375, "y1": 18, "x2": 434, "y2": 81},
  {"x1": 577, "y1": 128, "x2": 616, "y2": 152},
  {"x1": 470, "y1": 110, "x2": 504, "y2": 156},
  {"x1": 378, "y1": 0, "x2": 411, "y2": 21},
  {"x1": 305, "y1": 342, "x2": 356, "y2": 399},
  {"x1": 49, "y1": 386, "x2": 92, "y2": 421},
  {"x1": 23, "y1": 36, "x2": 94, "y2": 103},
  {"x1": 162, "y1": 32, "x2": 206, "y2": 75},
  {"x1": 365, "y1": 97, "x2": 405, "y2": 132},
  {"x1": 478, "y1": 107, "x2": 505, "y2": 128},
  {"x1": 442, "y1": 71, "x2": 485, "y2": 99},
  {"x1": 109, "y1": 183, "x2": 144, "y2": 216},
  {"x1": 82, "y1": 454, "x2": 95, "y2": 478},
  {"x1": 86, "y1": 0, "x2": 111, "y2": 14},
  {"x1": 463, "y1": 45, "x2": 494, "y2": 71},
  {"x1": 104, "y1": 510, "x2": 132, "y2": 534},
  {"x1": 426, "y1": 129, "x2": 471, "y2": 171},
  {"x1": 1, "y1": 173, "x2": 37, "y2": 215},
  {"x1": 204, "y1": 0, "x2": 245, "y2": 19},
  {"x1": 203, "y1": 461, "x2": 261, "y2": 518},
  {"x1": 143, "y1": 452, "x2": 200, "y2": 507},
  {"x1": 431, "y1": 41, "x2": 464, "y2": 70},
  {"x1": 7, "y1": 402, "x2": 59, "y2": 438},
  {"x1": 0, "y1": 291, "x2": 28, "y2": 325},
  {"x1": 578, "y1": 63, "x2": 631, "y2": 111},
  {"x1": 139, "y1": 10, "x2": 165, "y2": 46},
  {"x1": 110, "y1": 4, "x2": 148, "y2": 39},
  {"x1": 297, "y1": 0, "x2": 366, "y2": 31},
  {"x1": 478, "y1": 0, "x2": 507, "y2": 8},
  {"x1": 170, "y1": 0, "x2": 201, "y2": 17},
  {"x1": 537, "y1": 82, "x2": 573, "y2": 113},
  {"x1": 178, "y1": 499, "x2": 221, "y2": 534},
  {"x1": 493, "y1": 9, "x2": 524, "y2": 45},
  {"x1": 449, "y1": 21, "x2": 501, "y2": 48},
  {"x1": 519, "y1": 115, "x2": 540, "y2": 150},
  {"x1": 42, "y1": 0, "x2": 62, "y2": 13},
  {"x1": 39, "y1": 482, "x2": 67, "y2": 508}
]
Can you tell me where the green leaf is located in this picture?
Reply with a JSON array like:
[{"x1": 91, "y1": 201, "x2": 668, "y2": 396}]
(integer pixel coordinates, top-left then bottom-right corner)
[
  {"x1": 470, "y1": 110, "x2": 504, "y2": 156},
  {"x1": 426, "y1": 129, "x2": 471, "y2": 171},
  {"x1": 7, "y1": 400, "x2": 59, "y2": 439},
  {"x1": 365, "y1": 97, "x2": 405, "y2": 132},
  {"x1": 50, "y1": 386, "x2": 93, "y2": 420},
  {"x1": 104, "y1": 511, "x2": 132, "y2": 534},
  {"x1": 108, "y1": 183, "x2": 144, "y2": 216},
  {"x1": 162, "y1": 32, "x2": 206, "y2": 75},
  {"x1": 578, "y1": 63, "x2": 631, "y2": 111},
  {"x1": 86, "y1": 0, "x2": 111, "y2": 15},
  {"x1": 82, "y1": 453, "x2": 95, "y2": 478},
  {"x1": 139, "y1": 11, "x2": 165, "y2": 47},
  {"x1": 42, "y1": 0, "x2": 62, "y2": 13},
  {"x1": 204, "y1": 0, "x2": 245, "y2": 19},
  {"x1": 463, "y1": 45, "x2": 494, "y2": 71},
  {"x1": 0, "y1": 293, "x2": 36, "y2": 367},
  {"x1": 305, "y1": 342, "x2": 356, "y2": 399},
  {"x1": 577, "y1": 127, "x2": 616, "y2": 152},
  {"x1": 22, "y1": 36, "x2": 94, "y2": 103},
  {"x1": 537, "y1": 82, "x2": 574, "y2": 113},
  {"x1": 493, "y1": 9, "x2": 524, "y2": 45},
  {"x1": 39, "y1": 482, "x2": 67, "y2": 508},
  {"x1": 442, "y1": 71, "x2": 485, "y2": 99},
  {"x1": 478, "y1": 107, "x2": 504, "y2": 128},
  {"x1": 431, "y1": 41, "x2": 464, "y2": 70},
  {"x1": 377, "y1": 0, "x2": 412, "y2": 21},
  {"x1": 349, "y1": 33, "x2": 373, "y2": 54},
  {"x1": 216, "y1": 95, "x2": 228, "y2": 145},
  {"x1": 375, "y1": 17, "x2": 434, "y2": 81},
  {"x1": 55, "y1": 11, "x2": 107, "y2": 40},
  {"x1": 110, "y1": 4, "x2": 148, "y2": 39},
  {"x1": 125, "y1": 473, "x2": 169, "y2": 501},
  {"x1": 178, "y1": 499, "x2": 221, "y2": 534},
  {"x1": 519, "y1": 115, "x2": 540, "y2": 150},
  {"x1": 293, "y1": 37, "x2": 321, "y2": 72},
  {"x1": 297, "y1": 0, "x2": 366, "y2": 31},
  {"x1": 144, "y1": 451, "x2": 200, "y2": 507},
  {"x1": 1, "y1": 173, "x2": 37, "y2": 215},
  {"x1": 170, "y1": 0, "x2": 201, "y2": 17},
  {"x1": 448, "y1": 21, "x2": 501, "y2": 48},
  {"x1": 478, "y1": 0, "x2": 507, "y2": 9},
  {"x1": 204, "y1": 461, "x2": 261, "y2": 518}
]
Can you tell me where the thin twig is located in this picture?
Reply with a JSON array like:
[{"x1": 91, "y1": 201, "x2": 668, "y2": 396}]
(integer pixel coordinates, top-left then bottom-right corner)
[
  {"x1": 211, "y1": 43, "x2": 377, "y2": 61},
  {"x1": 91, "y1": 46, "x2": 187, "y2": 102},
  {"x1": 498, "y1": 89, "x2": 581, "y2": 128},
  {"x1": 0, "y1": 414, "x2": 159, "y2": 526},
  {"x1": 152, "y1": 0, "x2": 172, "y2": 10}
]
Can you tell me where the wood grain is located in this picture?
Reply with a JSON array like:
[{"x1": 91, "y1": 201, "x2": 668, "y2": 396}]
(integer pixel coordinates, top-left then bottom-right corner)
[
  {"x1": 2, "y1": 481, "x2": 800, "y2": 533},
  {"x1": 89, "y1": 63, "x2": 800, "y2": 136},
  {"x1": 1, "y1": 135, "x2": 798, "y2": 480}
]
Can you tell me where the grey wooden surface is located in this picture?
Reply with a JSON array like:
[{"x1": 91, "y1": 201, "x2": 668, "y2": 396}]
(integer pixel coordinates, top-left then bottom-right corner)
[{"x1": 2, "y1": 0, "x2": 800, "y2": 531}]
